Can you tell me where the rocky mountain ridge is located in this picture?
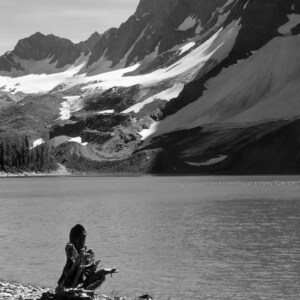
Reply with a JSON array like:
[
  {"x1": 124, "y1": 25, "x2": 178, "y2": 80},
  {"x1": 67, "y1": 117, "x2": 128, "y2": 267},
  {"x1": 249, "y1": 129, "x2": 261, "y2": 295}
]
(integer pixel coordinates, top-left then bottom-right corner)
[{"x1": 0, "y1": 31, "x2": 101, "y2": 76}]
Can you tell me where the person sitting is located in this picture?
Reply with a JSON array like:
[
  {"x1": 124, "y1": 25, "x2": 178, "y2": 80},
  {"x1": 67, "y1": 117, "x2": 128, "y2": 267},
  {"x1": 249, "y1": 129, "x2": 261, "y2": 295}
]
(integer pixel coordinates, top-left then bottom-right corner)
[{"x1": 56, "y1": 224, "x2": 118, "y2": 292}]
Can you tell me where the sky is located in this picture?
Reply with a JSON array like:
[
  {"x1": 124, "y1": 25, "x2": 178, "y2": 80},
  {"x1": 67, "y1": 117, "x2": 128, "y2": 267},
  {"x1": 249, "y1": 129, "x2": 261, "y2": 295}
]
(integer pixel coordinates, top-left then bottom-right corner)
[{"x1": 0, "y1": 0, "x2": 140, "y2": 55}]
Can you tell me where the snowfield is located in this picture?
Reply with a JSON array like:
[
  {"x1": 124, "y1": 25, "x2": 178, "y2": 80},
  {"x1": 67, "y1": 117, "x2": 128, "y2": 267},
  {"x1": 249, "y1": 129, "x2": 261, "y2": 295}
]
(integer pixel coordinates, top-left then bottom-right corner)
[
  {"x1": 148, "y1": 34, "x2": 300, "y2": 138},
  {"x1": 0, "y1": 20, "x2": 241, "y2": 115},
  {"x1": 0, "y1": 62, "x2": 86, "y2": 94}
]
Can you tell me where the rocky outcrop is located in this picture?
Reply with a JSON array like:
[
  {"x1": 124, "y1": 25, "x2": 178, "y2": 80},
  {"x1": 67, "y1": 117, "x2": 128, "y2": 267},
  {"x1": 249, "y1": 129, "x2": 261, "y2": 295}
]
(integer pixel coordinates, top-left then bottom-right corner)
[
  {"x1": 86, "y1": 0, "x2": 234, "y2": 71},
  {"x1": 0, "y1": 281, "x2": 137, "y2": 300},
  {"x1": 0, "y1": 281, "x2": 50, "y2": 300},
  {"x1": 0, "y1": 33, "x2": 83, "y2": 74},
  {"x1": 76, "y1": 32, "x2": 101, "y2": 54}
]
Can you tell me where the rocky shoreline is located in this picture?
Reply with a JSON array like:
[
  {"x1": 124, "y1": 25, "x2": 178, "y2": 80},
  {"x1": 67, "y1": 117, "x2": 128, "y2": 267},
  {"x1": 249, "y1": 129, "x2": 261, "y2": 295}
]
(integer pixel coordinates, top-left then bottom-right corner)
[
  {"x1": 0, "y1": 281, "x2": 145, "y2": 300},
  {"x1": 0, "y1": 281, "x2": 50, "y2": 300}
]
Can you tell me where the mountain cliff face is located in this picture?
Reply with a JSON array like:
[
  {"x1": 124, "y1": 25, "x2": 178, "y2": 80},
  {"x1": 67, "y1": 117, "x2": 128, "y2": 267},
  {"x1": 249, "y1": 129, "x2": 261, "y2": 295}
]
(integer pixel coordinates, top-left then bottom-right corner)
[
  {"x1": 85, "y1": 0, "x2": 235, "y2": 73},
  {"x1": 1, "y1": 0, "x2": 300, "y2": 174},
  {"x1": 76, "y1": 32, "x2": 101, "y2": 54}
]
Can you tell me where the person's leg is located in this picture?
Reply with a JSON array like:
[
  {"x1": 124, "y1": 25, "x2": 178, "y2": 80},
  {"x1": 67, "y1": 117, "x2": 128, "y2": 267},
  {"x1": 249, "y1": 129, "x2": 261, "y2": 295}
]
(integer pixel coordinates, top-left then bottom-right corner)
[{"x1": 84, "y1": 269, "x2": 106, "y2": 290}]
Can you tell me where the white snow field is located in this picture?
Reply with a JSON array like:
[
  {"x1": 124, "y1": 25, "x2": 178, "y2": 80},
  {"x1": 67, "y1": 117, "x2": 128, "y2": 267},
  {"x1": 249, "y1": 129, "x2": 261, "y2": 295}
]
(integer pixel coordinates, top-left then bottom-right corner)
[
  {"x1": 149, "y1": 34, "x2": 300, "y2": 138},
  {"x1": 0, "y1": 20, "x2": 241, "y2": 115},
  {"x1": 0, "y1": 62, "x2": 86, "y2": 94}
]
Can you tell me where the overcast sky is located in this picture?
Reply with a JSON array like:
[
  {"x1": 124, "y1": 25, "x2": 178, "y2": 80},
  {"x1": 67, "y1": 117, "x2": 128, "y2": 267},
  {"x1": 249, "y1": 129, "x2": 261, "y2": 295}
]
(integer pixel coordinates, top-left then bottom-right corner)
[{"x1": 0, "y1": 0, "x2": 140, "y2": 55}]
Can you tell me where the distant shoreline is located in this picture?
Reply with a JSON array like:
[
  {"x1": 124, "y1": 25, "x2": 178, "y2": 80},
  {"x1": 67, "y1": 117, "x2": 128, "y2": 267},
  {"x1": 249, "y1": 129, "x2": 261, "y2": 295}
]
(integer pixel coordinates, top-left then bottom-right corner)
[{"x1": 0, "y1": 164, "x2": 71, "y2": 178}]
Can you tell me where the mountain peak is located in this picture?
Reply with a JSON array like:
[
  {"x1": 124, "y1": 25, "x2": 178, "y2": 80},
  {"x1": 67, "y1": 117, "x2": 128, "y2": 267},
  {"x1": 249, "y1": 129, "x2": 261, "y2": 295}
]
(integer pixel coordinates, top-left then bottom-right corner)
[
  {"x1": 31, "y1": 31, "x2": 45, "y2": 38},
  {"x1": 135, "y1": 0, "x2": 180, "y2": 16},
  {"x1": 76, "y1": 31, "x2": 101, "y2": 54}
]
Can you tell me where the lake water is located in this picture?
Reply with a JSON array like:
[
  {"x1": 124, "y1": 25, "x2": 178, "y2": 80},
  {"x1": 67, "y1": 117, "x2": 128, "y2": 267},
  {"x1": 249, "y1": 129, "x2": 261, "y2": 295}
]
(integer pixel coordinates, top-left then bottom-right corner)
[{"x1": 1, "y1": 176, "x2": 300, "y2": 299}]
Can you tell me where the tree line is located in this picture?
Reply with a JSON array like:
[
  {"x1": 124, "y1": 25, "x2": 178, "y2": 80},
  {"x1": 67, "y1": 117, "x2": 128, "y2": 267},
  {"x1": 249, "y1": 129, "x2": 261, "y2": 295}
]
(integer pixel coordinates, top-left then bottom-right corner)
[{"x1": 0, "y1": 132, "x2": 55, "y2": 173}]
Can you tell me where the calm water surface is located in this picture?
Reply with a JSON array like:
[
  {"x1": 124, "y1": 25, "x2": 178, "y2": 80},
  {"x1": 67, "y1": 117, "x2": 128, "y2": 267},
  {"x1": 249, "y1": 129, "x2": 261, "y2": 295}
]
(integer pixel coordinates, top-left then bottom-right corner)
[{"x1": 1, "y1": 176, "x2": 300, "y2": 299}]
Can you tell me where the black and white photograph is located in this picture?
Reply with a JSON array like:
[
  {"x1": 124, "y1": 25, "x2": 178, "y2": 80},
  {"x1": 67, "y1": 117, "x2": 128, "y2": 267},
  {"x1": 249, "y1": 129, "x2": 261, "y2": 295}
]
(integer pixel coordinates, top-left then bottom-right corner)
[{"x1": 0, "y1": 0, "x2": 300, "y2": 299}]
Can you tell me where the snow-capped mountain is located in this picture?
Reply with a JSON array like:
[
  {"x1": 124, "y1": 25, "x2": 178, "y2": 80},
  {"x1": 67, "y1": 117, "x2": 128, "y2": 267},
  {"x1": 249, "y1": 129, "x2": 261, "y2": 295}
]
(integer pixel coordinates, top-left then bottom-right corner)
[
  {"x1": 0, "y1": 32, "x2": 100, "y2": 76},
  {"x1": 1, "y1": 0, "x2": 300, "y2": 174}
]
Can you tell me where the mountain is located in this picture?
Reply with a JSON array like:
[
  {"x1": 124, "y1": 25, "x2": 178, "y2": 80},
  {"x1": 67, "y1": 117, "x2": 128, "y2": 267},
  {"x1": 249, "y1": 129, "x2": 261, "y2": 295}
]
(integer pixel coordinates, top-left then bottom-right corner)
[
  {"x1": 76, "y1": 32, "x2": 101, "y2": 54},
  {"x1": 85, "y1": 0, "x2": 236, "y2": 74},
  {"x1": 0, "y1": 31, "x2": 100, "y2": 76},
  {"x1": 0, "y1": 0, "x2": 300, "y2": 174}
]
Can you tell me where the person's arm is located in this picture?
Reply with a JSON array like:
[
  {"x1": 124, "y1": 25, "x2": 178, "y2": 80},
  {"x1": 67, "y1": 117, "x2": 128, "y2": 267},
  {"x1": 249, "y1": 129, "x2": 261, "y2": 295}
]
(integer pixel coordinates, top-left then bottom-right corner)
[{"x1": 56, "y1": 243, "x2": 79, "y2": 291}]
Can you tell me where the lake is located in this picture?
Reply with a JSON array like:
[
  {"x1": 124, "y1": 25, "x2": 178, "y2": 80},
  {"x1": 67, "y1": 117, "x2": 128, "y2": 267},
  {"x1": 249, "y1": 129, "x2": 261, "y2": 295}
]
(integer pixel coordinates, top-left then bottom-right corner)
[{"x1": 0, "y1": 176, "x2": 300, "y2": 299}]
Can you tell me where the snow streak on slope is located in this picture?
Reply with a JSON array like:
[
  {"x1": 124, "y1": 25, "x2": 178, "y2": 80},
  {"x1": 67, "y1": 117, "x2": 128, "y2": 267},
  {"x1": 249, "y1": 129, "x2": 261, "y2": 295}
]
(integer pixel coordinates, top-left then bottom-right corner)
[
  {"x1": 122, "y1": 83, "x2": 184, "y2": 113},
  {"x1": 185, "y1": 155, "x2": 228, "y2": 166},
  {"x1": 151, "y1": 35, "x2": 300, "y2": 137},
  {"x1": 178, "y1": 42, "x2": 196, "y2": 55}
]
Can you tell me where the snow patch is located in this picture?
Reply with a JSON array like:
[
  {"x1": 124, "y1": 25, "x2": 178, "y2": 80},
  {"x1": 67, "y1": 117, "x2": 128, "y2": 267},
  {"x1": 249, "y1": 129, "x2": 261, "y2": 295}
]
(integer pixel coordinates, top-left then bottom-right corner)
[
  {"x1": 97, "y1": 110, "x2": 115, "y2": 114},
  {"x1": 220, "y1": 0, "x2": 236, "y2": 13},
  {"x1": 30, "y1": 138, "x2": 45, "y2": 150},
  {"x1": 59, "y1": 96, "x2": 82, "y2": 120},
  {"x1": 278, "y1": 14, "x2": 300, "y2": 35},
  {"x1": 195, "y1": 23, "x2": 203, "y2": 35},
  {"x1": 69, "y1": 137, "x2": 88, "y2": 146},
  {"x1": 178, "y1": 42, "x2": 196, "y2": 55},
  {"x1": 178, "y1": 16, "x2": 198, "y2": 31},
  {"x1": 139, "y1": 122, "x2": 159, "y2": 141},
  {"x1": 123, "y1": 83, "x2": 184, "y2": 114},
  {"x1": 51, "y1": 135, "x2": 88, "y2": 147},
  {"x1": 243, "y1": 0, "x2": 249, "y2": 10},
  {"x1": 186, "y1": 155, "x2": 227, "y2": 166}
]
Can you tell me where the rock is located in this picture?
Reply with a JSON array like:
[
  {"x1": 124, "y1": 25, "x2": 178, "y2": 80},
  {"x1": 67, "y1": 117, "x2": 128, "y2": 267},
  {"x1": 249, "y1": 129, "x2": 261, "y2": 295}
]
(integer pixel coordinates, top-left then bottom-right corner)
[
  {"x1": 86, "y1": 0, "x2": 234, "y2": 72},
  {"x1": 137, "y1": 295, "x2": 153, "y2": 300},
  {"x1": 76, "y1": 32, "x2": 101, "y2": 55}
]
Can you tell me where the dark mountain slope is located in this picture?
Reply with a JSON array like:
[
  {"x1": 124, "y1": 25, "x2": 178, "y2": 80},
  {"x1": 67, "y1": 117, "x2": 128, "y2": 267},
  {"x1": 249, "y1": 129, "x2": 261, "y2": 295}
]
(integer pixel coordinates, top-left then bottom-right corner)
[
  {"x1": 86, "y1": 0, "x2": 235, "y2": 70},
  {"x1": 0, "y1": 33, "x2": 82, "y2": 73},
  {"x1": 76, "y1": 32, "x2": 101, "y2": 54}
]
